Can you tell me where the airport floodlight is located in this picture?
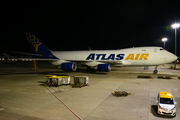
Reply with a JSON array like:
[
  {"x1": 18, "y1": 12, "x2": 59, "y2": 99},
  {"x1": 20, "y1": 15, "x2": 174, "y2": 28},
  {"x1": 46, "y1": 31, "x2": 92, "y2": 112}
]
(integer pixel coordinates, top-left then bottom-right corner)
[
  {"x1": 171, "y1": 23, "x2": 180, "y2": 29},
  {"x1": 162, "y1": 38, "x2": 167, "y2": 49},
  {"x1": 171, "y1": 23, "x2": 180, "y2": 55},
  {"x1": 162, "y1": 38, "x2": 167, "y2": 42}
]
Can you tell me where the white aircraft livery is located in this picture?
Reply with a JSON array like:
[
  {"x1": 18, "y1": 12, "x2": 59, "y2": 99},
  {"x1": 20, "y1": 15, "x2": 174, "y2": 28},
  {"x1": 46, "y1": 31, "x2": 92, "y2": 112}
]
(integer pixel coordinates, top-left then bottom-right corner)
[{"x1": 19, "y1": 33, "x2": 177, "y2": 73}]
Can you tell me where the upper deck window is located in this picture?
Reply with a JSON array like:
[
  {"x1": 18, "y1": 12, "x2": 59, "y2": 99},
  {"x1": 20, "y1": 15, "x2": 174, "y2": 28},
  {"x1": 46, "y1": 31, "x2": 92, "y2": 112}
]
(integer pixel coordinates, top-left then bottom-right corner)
[{"x1": 154, "y1": 48, "x2": 157, "y2": 52}]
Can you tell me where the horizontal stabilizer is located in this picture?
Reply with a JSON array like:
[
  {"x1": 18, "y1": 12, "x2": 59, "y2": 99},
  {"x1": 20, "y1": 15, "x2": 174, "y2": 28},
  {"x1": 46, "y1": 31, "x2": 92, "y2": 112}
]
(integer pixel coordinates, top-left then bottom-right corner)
[{"x1": 12, "y1": 51, "x2": 42, "y2": 56}]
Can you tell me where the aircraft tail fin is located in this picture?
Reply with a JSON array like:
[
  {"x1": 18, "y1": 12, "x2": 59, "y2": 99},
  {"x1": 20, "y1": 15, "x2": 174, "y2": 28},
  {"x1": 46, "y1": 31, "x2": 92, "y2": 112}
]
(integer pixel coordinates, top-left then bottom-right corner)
[
  {"x1": 3, "y1": 53, "x2": 11, "y2": 60},
  {"x1": 26, "y1": 33, "x2": 58, "y2": 59}
]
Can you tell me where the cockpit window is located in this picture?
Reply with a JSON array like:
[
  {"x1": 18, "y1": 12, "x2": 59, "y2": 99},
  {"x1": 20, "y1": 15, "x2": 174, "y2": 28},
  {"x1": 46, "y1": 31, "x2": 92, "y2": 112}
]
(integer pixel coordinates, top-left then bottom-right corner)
[{"x1": 160, "y1": 49, "x2": 164, "y2": 51}]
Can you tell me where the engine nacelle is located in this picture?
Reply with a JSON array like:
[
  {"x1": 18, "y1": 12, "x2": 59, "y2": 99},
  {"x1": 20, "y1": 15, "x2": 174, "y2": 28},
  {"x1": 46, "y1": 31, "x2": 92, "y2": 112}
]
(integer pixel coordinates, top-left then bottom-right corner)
[
  {"x1": 97, "y1": 64, "x2": 111, "y2": 72},
  {"x1": 61, "y1": 62, "x2": 77, "y2": 71}
]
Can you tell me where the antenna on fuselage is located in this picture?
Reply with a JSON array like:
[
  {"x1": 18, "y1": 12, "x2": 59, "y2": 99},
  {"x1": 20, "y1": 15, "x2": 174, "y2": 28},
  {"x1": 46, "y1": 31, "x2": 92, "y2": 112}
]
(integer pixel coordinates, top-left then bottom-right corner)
[{"x1": 88, "y1": 46, "x2": 93, "y2": 51}]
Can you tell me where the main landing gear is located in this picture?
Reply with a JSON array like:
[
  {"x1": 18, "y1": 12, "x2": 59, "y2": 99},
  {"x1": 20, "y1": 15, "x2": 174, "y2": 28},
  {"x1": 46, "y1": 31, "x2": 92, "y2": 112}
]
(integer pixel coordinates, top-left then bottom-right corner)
[
  {"x1": 86, "y1": 66, "x2": 96, "y2": 73},
  {"x1": 153, "y1": 66, "x2": 158, "y2": 74}
]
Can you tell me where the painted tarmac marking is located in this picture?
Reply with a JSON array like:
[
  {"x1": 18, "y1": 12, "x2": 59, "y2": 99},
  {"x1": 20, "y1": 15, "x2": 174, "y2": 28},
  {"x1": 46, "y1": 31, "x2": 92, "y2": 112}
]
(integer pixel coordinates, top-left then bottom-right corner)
[
  {"x1": 45, "y1": 86, "x2": 82, "y2": 120},
  {"x1": 40, "y1": 88, "x2": 70, "y2": 93},
  {"x1": 57, "y1": 88, "x2": 63, "y2": 92},
  {"x1": 162, "y1": 88, "x2": 180, "y2": 92},
  {"x1": 52, "y1": 88, "x2": 58, "y2": 93}
]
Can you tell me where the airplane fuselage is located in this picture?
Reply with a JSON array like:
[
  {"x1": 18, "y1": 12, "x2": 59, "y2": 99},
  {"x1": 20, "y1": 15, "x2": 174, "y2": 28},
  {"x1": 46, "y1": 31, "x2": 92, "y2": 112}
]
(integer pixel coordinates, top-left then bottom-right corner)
[
  {"x1": 23, "y1": 33, "x2": 178, "y2": 73},
  {"x1": 51, "y1": 47, "x2": 177, "y2": 67}
]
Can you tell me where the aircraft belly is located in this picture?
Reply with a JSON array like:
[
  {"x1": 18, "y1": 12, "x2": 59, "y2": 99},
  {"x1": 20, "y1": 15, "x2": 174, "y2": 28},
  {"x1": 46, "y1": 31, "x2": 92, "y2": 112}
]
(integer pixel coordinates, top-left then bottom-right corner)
[
  {"x1": 133, "y1": 60, "x2": 145, "y2": 65},
  {"x1": 84, "y1": 61, "x2": 105, "y2": 67}
]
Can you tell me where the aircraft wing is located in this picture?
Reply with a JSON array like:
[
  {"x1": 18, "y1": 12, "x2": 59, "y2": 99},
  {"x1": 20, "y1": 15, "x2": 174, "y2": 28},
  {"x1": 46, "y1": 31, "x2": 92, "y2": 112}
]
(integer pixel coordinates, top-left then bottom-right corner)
[
  {"x1": 12, "y1": 50, "x2": 59, "y2": 61},
  {"x1": 92, "y1": 60, "x2": 131, "y2": 66},
  {"x1": 64, "y1": 60, "x2": 125, "y2": 66}
]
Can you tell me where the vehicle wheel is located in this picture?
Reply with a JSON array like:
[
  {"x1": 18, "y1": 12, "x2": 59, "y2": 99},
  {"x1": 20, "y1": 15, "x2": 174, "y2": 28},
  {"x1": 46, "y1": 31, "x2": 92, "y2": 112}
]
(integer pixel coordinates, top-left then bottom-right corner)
[
  {"x1": 173, "y1": 113, "x2": 176, "y2": 117},
  {"x1": 156, "y1": 111, "x2": 159, "y2": 115}
]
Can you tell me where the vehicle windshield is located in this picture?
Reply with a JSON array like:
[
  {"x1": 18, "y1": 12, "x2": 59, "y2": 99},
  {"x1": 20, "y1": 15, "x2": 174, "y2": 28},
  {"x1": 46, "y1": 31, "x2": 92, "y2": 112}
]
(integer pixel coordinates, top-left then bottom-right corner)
[{"x1": 160, "y1": 98, "x2": 174, "y2": 104}]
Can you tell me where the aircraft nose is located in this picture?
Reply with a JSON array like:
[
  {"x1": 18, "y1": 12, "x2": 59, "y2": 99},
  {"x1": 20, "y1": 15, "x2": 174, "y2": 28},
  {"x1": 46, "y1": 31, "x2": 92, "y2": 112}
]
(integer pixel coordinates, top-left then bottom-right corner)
[
  {"x1": 175, "y1": 55, "x2": 178, "y2": 60},
  {"x1": 172, "y1": 54, "x2": 178, "y2": 61},
  {"x1": 167, "y1": 53, "x2": 178, "y2": 63}
]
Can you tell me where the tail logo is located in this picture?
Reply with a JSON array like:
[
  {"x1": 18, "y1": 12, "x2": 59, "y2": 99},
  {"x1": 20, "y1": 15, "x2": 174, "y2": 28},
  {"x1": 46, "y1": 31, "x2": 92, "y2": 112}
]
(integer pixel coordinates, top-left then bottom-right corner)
[{"x1": 26, "y1": 33, "x2": 42, "y2": 52}]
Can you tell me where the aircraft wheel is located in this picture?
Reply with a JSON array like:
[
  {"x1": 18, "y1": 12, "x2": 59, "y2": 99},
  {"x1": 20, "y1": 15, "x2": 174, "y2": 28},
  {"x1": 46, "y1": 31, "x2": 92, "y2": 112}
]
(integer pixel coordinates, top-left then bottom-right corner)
[
  {"x1": 91, "y1": 68, "x2": 96, "y2": 73},
  {"x1": 86, "y1": 67, "x2": 96, "y2": 73},
  {"x1": 56, "y1": 65, "x2": 61, "y2": 69},
  {"x1": 154, "y1": 70, "x2": 158, "y2": 74}
]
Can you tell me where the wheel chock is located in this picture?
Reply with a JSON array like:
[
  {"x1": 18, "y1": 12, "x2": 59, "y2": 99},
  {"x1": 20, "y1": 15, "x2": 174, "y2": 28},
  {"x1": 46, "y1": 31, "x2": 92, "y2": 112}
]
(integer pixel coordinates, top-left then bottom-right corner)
[
  {"x1": 111, "y1": 91, "x2": 134, "y2": 97},
  {"x1": 157, "y1": 76, "x2": 171, "y2": 79},
  {"x1": 137, "y1": 76, "x2": 153, "y2": 79}
]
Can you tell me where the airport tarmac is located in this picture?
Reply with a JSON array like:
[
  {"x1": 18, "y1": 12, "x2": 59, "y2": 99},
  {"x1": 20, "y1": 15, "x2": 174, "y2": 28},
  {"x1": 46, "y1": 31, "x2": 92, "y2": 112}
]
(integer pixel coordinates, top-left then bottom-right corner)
[{"x1": 0, "y1": 61, "x2": 180, "y2": 120}]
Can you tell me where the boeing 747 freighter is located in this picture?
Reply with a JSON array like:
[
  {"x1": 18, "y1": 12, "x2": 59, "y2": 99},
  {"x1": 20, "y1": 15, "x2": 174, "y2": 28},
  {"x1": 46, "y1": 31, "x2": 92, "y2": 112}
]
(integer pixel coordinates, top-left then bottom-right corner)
[{"x1": 16, "y1": 33, "x2": 178, "y2": 74}]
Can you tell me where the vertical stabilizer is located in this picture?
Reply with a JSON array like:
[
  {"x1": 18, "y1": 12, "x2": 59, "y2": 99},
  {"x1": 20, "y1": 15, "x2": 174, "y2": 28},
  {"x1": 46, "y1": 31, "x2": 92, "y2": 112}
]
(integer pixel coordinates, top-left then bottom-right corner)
[{"x1": 26, "y1": 33, "x2": 58, "y2": 59}]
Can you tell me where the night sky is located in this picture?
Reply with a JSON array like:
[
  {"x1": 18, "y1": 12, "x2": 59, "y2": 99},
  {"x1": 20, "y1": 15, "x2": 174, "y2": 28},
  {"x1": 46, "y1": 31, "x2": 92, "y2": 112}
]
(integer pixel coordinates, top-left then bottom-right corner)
[{"x1": 0, "y1": 1, "x2": 180, "y2": 56}]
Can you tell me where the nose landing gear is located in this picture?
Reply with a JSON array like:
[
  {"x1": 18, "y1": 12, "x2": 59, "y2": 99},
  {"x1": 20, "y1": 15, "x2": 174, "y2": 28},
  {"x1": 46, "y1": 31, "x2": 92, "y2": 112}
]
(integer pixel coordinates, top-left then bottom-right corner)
[{"x1": 154, "y1": 66, "x2": 158, "y2": 74}]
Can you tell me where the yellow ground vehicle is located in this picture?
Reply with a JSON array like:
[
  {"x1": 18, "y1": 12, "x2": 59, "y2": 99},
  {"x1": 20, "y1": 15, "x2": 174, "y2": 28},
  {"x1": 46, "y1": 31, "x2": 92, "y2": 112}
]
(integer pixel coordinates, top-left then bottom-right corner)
[
  {"x1": 44, "y1": 75, "x2": 70, "y2": 87},
  {"x1": 156, "y1": 92, "x2": 177, "y2": 117}
]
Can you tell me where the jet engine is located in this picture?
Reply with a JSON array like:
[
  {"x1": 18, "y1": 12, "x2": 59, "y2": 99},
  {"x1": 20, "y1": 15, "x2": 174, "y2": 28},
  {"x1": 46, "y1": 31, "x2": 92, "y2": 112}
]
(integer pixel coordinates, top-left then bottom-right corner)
[
  {"x1": 61, "y1": 62, "x2": 77, "y2": 71},
  {"x1": 97, "y1": 64, "x2": 111, "y2": 71}
]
